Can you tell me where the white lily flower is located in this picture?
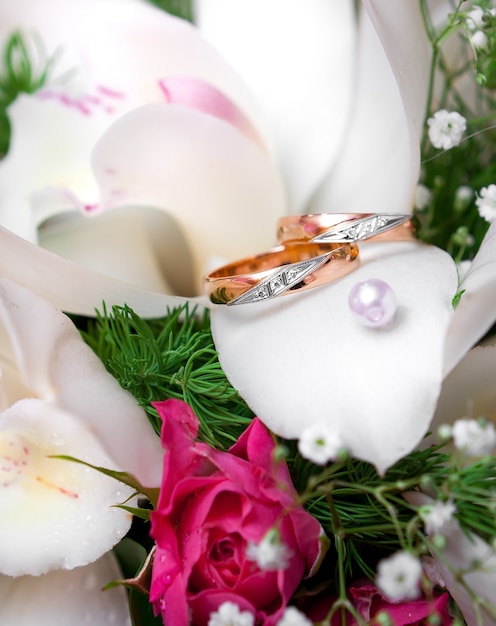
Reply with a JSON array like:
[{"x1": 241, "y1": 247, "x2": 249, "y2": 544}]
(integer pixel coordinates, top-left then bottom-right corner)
[
  {"x1": 0, "y1": 277, "x2": 163, "y2": 575},
  {"x1": 0, "y1": 553, "x2": 131, "y2": 626}
]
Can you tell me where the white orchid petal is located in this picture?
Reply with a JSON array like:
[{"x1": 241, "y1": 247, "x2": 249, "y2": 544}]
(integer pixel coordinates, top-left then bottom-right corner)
[
  {"x1": 312, "y1": 1, "x2": 430, "y2": 215},
  {"x1": 159, "y1": 76, "x2": 265, "y2": 148},
  {"x1": 0, "y1": 399, "x2": 134, "y2": 576},
  {"x1": 211, "y1": 243, "x2": 458, "y2": 473},
  {"x1": 91, "y1": 103, "x2": 286, "y2": 287},
  {"x1": 0, "y1": 553, "x2": 131, "y2": 626},
  {"x1": 444, "y1": 222, "x2": 496, "y2": 375},
  {"x1": 407, "y1": 493, "x2": 496, "y2": 626},
  {"x1": 1, "y1": 1, "x2": 271, "y2": 290},
  {"x1": 0, "y1": 226, "x2": 192, "y2": 316},
  {"x1": 0, "y1": 94, "x2": 113, "y2": 240},
  {"x1": 0, "y1": 0, "x2": 263, "y2": 119},
  {"x1": 75, "y1": 0, "x2": 267, "y2": 129},
  {"x1": 196, "y1": 0, "x2": 357, "y2": 212},
  {"x1": 437, "y1": 532, "x2": 496, "y2": 626},
  {"x1": 0, "y1": 277, "x2": 165, "y2": 486}
]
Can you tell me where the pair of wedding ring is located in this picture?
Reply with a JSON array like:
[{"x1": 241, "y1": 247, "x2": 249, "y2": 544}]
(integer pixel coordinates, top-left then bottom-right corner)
[{"x1": 204, "y1": 213, "x2": 415, "y2": 306}]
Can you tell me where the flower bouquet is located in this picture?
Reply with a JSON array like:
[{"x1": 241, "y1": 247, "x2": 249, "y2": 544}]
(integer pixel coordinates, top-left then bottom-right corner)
[{"x1": 1, "y1": 0, "x2": 496, "y2": 624}]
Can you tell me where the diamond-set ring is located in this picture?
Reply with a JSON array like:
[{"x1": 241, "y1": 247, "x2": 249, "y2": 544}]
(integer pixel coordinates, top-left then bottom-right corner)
[{"x1": 204, "y1": 213, "x2": 414, "y2": 305}]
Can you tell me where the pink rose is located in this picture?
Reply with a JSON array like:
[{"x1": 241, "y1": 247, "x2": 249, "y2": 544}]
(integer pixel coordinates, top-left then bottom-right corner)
[
  {"x1": 305, "y1": 581, "x2": 453, "y2": 625},
  {"x1": 149, "y1": 399, "x2": 322, "y2": 626}
]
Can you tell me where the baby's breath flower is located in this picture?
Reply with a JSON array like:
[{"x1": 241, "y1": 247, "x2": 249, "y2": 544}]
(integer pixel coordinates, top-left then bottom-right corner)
[
  {"x1": 376, "y1": 551, "x2": 422, "y2": 601},
  {"x1": 476, "y1": 184, "x2": 496, "y2": 222},
  {"x1": 470, "y1": 29, "x2": 489, "y2": 50},
  {"x1": 452, "y1": 418, "x2": 496, "y2": 456},
  {"x1": 451, "y1": 225, "x2": 474, "y2": 247},
  {"x1": 298, "y1": 422, "x2": 344, "y2": 465},
  {"x1": 454, "y1": 185, "x2": 474, "y2": 212},
  {"x1": 414, "y1": 183, "x2": 432, "y2": 211},
  {"x1": 208, "y1": 602, "x2": 254, "y2": 626},
  {"x1": 437, "y1": 424, "x2": 453, "y2": 440},
  {"x1": 427, "y1": 110, "x2": 467, "y2": 150},
  {"x1": 420, "y1": 501, "x2": 457, "y2": 535},
  {"x1": 466, "y1": 6, "x2": 485, "y2": 30},
  {"x1": 246, "y1": 528, "x2": 293, "y2": 571},
  {"x1": 276, "y1": 607, "x2": 313, "y2": 626}
]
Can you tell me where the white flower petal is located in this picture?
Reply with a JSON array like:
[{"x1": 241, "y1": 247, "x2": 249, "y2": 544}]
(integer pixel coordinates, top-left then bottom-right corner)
[
  {"x1": 312, "y1": 0, "x2": 430, "y2": 215},
  {"x1": 0, "y1": 399, "x2": 133, "y2": 576},
  {"x1": 211, "y1": 243, "x2": 458, "y2": 473},
  {"x1": 0, "y1": 226, "x2": 191, "y2": 316},
  {"x1": 91, "y1": 103, "x2": 286, "y2": 288},
  {"x1": 407, "y1": 492, "x2": 496, "y2": 626},
  {"x1": 0, "y1": 553, "x2": 131, "y2": 626},
  {"x1": 0, "y1": 277, "x2": 165, "y2": 485},
  {"x1": 1, "y1": 0, "x2": 271, "y2": 291},
  {"x1": 196, "y1": 0, "x2": 357, "y2": 212},
  {"x1": 0, "y1": 94, "x2": 111, "y2": 241},
  {"x1": 159, "y1": 76, "x2": 265, "y2": 149},
  {"x1": 444, "y1": 222, "x2": 496, "y2": 375},
  {"x1": 436, "y1": 530, "x2": 496, "y2": 626}
]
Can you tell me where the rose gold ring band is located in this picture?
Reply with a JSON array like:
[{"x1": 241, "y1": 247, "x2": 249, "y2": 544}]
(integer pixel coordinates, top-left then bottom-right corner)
[
  {"x1": 204, "y1": 242, "x2": 359, "y2": 305},
  {"x1": 277, "y1": 213, "x2": 415, "y2": 244}
]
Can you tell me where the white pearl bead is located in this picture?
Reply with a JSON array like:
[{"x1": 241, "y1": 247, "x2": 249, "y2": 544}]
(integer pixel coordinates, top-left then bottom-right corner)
[{"x1": 348, "y1": 279, "x2": 397, "y2": 328}]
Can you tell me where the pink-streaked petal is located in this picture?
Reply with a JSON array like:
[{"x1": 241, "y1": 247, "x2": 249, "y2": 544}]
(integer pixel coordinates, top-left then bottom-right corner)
[
  {"x1": 0, "y1": 278, "x2": 165, "y2": 486},
  {"x1": 0, "y1": 553, "x2": 131, "y2": 626},
  {"x1": 159, "y1": 76, "x2": 265, "y2": 149},
  {"x1": 0, "y1": 399, "x2": 134, "y2": 576},
  {"x1": 311, "y1": 1, "x2": 430, "y2": 215},
  {"x1": 444, "y1": 222, "x2": 496, "y2": 375},
  {"x1": 211, "y1": 243, "x2": 458, "y2": 474},
  {"x1": 91, "y1": 103, "x2": 286, "y2": 288},
  {"x1": 0, "y1": 0, "x2": 266, "y2": 125},
  {"x1": 0, "y1": 226, "x2": 192, "y2": 316},
  {"x1": 196, "y1": 0, "x2": 357, "y2": 212},
  {"x1": 1, "y1": 1, "x2": 273, "y2": 287}
]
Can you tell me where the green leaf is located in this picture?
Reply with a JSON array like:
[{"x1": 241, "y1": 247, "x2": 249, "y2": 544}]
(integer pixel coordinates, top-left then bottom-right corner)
[
  {"x1": 452, "y1": 289, "x2": 466, "y2": 308},
  {"x1": 146, "y1": 0, "x2": 195, "y2": 22},
  {"x1": 50, "y1": 454, "x2": 160, "y2": 507},
  {"x1": 0, "y1": 30, "x2": 56, "y2": 157},
  {"x1": 82, "y1": 303, "x2": 254, "y2": 450}
]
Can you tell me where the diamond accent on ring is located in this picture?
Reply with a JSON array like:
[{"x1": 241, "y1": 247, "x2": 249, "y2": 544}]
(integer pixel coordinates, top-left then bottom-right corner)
[
  {"x1": 227, "y1": 252, "x2": 332, "y2": 306},
  {"x1": 312, "y1": 214, "x2": 409, "y2": 243}
]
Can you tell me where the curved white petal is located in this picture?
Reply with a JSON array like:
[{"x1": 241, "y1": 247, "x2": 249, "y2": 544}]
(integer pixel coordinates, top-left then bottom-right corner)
[
  {"x1": 0, "y1": 399, "x2": 134, "y2": 576},
  {"x1": 3, "y1": 94, "x2": 194, "y2": 294},
  {"x1": 435, "y1": 530, "x2": 496, "y2": 626},
  {"x1": 429, "y1": 345, "x2": 496, "y2": 444},
  {"x1": 0, "y1": 1, "x2": 272, "y2": 290},
  {"x1": 0, "y1": 553, "x2": 131, "y2": 626},
  {"x1": 407, "y1": 493, "x2": 496, "y2": 626},
  {"x1": 91, "y1": 103, "x2": 286, "y2": 288},
  {"x1": 159, "y1": 76, "x2": 265, "y2": 148},
  {"x1": 211, "y1": 243, "x2": 458, "y2": 473},
  {"x1": 0, "y1": 277, "x2": 165, "y2": 486},
  {"x1": 0, "y1": 226, "x2": 193, "y2": 316},
  {"x1": 311, "y1": 1, "x2": 430, "y2": 215},
  {"x1": 195, "y1": 0, "x2": 357, "y2": 213},
  {"x1": 0, "y1": 0, "x2": 264, "y2": 122},
  {"x1": 444, "y1": 222, "x2": 496, "y2": 375}
]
